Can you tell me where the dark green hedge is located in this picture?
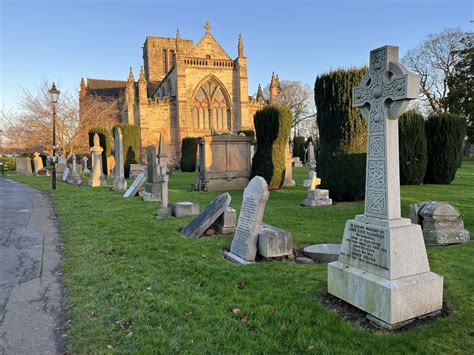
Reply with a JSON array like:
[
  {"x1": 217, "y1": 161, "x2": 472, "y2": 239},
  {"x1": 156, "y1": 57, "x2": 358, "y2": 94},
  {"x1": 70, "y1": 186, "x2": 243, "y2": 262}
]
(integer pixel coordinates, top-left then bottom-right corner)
[
  {"x1": 113, "y1": 124, "x2": 141, "y2": 178},
  {"x1": 398, "y1": 111, "x2": 427, "y2": 185},
  {"x1": 424, "y1": 113, "x2": 466, "y2": 184},
  {"x1": 89, "y1": 127, "x2": 112, "y2": 175},
  {"x1": 293, "y1": 136, "x2": 305, "y2": 162},
  {"x1": 0, "y1": 156, "x2": 16, "y2": 171},
  {"x1": 314, "y1": 67, "x2": 368, "y2": 200},
  {"x1": 251, "y1": 105, "x2": 292, "y2": 189},
  {"x1": 180, "y1": 137, "x2": 198, "y2": 172}
]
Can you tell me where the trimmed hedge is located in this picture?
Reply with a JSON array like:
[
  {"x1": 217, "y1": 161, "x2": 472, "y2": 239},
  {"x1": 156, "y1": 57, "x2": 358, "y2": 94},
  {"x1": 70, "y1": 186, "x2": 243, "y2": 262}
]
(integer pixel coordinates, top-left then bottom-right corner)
[
  {"x1": 113, "y1": 124, "x2": 141, "y2": 178},
  {"x1": 180, "y1": 137, "x2": 198, "y2": 172},
  {"x1": 314, "y1": 67, "x2": 368, "y2": 201},
  {"x1": 0, "y1": 156, "x2": 16, "y2": 171},
  {"x1": 424, "y1": 113, "x2": 466, "y2": 184},
  {"x1": 89, "y1": 127, "x2": 112, "y2": 175},
  {"x1": 293, "y1": 136, "x2": 305, "y2": 162},
  {"x1": 251, "y1": 105, "x2": 292, "y2": 189},
  {"x1": 398, "y1": 111, "x2": 427, "y2": 185}
]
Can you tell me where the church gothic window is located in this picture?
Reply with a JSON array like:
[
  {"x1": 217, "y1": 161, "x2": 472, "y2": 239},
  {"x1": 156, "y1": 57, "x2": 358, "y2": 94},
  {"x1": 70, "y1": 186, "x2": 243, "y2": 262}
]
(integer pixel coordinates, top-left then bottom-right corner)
[{"x1": 192, "y1": 79, "x2": 230, "y2": 131}]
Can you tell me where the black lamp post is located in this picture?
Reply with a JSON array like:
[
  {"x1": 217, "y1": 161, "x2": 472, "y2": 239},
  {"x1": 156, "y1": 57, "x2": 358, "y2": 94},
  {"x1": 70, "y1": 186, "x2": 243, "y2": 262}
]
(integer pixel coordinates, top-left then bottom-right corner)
[{"x1": 49, "y1": 82, "x2": 60, "y2": 191}]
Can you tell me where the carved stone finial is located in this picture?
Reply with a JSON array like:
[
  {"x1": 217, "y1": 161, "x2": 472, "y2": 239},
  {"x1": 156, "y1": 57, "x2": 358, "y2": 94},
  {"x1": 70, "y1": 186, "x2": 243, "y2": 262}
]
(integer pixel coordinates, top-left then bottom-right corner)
[
  {"x1": 127, "y1": 67, "x2": 134, "y2": 83},
  {"x1": 176, "y1": 28, "x2": 180, "y2": 40},
  {"x1": 204, "y1": 21, "x2": 211, "y2": 33},
  {"x1": 80, "y1": 78, "x2": 87, "y2": 98},
  {"x1": 138, "y1": 66, "x2": 146, "y2": 84},
  {"x1": 256, "y1": 84, "x2": 264, "y2": 103},
  {"x1": 238, "y1": 34, "x2": 244, "y2": 57}
]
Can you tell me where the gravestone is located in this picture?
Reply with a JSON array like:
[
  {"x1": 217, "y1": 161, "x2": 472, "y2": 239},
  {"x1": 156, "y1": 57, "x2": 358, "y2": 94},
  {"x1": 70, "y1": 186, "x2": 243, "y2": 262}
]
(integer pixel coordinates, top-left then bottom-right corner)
[
  {"x1": 212, "y1": 207, "x2": 236, "y2": 234},
  {"x1": 307, "y1": 141, "x2": 316, "y2": 171},
  {"x1": 113, "y1": 128, "x2": 127, "y2": 191},
  {"x1": 89, "y1": 133, "x2": 106, "y2": 187},
  {"x1": 180, "y1": 193, "x2": 231, "y2": 239},
  {"x1": 82, "y1": 156, "x2": 90, "y2": 176},
  {"x1": 56, "y1": 155, "x2": 66, "y2": 174},
  {"x1": 257, "y1": 224, "x2": 293, "y2": 258},
  {"x1": 62, "y1": 167, "x2": 70, "y2": 182},
  {"x1": 142, "y1": 146, "x2": 161, "y2": 202},
  {"x1": 170, "y1": 202, "x2": 200, "y2": 217},
  {"x1": 156, "y1": 134, "x2": 172, "y2": 217},
  {"x1": 15, "y1": 157, "x2": 33, "y2": 176},
  {"x1": 328, "y1": 46, "x2": 443, "y2": 329},
  {"x1": 227, "y1": 176, "x2": 270, "y2": 261},
  {"x1": 123, "y1": 171, "x2": 146, "y2": 198},
  {"x1": 283, "y1": 142, "x2": 295, "y2": 187},
  {"x1": 410, "y1": 202, "x2": 470, "y2": 245},
  {"x1": 195, "y1": 134, "x2": 253, "y2": 192},
  {"x1": 66, "y1": 155, "x2": 82, "y2": 185},
  {"x1": 129, "y1": 164, "x2": 145, "y2": 179},
  {"x1": 301, "y1": 171, "x2": 332, "y2": 207},
  {"x1": 33, "y1": 152, "x2": 44, "y2": 175},
  {"x1": 106, "y1": 155, "x2": 115, "y2": 176},
  {"x1": 293, "y1": 157, "x2": 303, "y2": 168}
]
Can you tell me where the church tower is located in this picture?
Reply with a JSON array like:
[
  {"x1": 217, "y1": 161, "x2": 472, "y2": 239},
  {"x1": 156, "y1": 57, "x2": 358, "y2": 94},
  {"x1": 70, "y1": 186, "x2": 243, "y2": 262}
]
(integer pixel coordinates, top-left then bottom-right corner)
[{"x1": 269, "y1": 72, "x2": 281, "y2": 103}]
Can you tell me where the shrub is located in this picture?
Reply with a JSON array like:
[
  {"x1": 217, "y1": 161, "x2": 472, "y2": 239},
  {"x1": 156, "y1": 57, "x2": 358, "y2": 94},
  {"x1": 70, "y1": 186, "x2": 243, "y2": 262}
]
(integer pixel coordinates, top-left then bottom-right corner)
[
  {"x1": 424, "y1": 113, "x2": 466, "y2": 184},
  {"x1": 251, "y1": 105, "x2": 292, "y2": 189},
  {"x1": 293, "y1": 136, "x2": 305, "y2": 162},
  {"x1": 237, "y1": 130, "x2": 255, "y2": 140},
  {"x1": 314, "y1": 67, "x2": 368, "y2": 201},
  {"x1": 113, "y1": 124, "x2": 141, "y2": 178},
  {"x1": 180, "y1": 137, "x2": 198, "y2": 172},
  {"x1": 398, "y1": 111, "x2": 427, "y2": 185},
  {"x1": 89, "y1": 127, "x2": 112, "y2": 175},
  {"x1": 0, "y1": 156, "x2": 16, "y2": 171}
]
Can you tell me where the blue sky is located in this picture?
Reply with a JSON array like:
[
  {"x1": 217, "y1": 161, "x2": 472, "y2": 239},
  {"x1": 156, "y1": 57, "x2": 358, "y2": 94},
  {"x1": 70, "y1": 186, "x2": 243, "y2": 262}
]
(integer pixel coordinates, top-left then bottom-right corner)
[{"x1": 0, "y1": 0, "x2": 472, "y2": 110}]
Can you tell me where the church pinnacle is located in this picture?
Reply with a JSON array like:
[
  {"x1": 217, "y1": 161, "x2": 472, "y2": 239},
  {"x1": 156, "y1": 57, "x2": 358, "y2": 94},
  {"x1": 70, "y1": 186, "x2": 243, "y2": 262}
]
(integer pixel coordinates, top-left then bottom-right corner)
[
  {"x1": 238, "y1": 34, "x2": 244, "y2": 57},
  {"x1": 138, "y1": 66, "x2": 146, "y2": 84},
  {"x1": 204, "y1": 21, "x2": 211, "y2": 33},
  {"x1": 127, "y1": 67, "x2": 134, "y2": 83},
  {"x1": 80, "y1": 78, "x2": 87, "y2": 98},
  {"x1": 256, "y1": 83, "x2": 264, "y2": 103}
]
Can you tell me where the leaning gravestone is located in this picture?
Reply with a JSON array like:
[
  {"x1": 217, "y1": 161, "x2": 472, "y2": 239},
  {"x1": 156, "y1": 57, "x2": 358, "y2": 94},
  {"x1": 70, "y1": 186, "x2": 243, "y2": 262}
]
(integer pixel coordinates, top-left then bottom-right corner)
[
  {"x1": 180, "y1": 193, "x2": 231, "y2": 239},
  {"x1": 226, "y1": 176, "x2": 270, "y2": 262},
  {"x1": 113, "y1": 127, "x2": 127, "y2": 191},
  {"x1": 33, "y1": 152, "x2": 44, "y2": 175},
  {"x1": 123, "y1": 171, "x2": 146, "y2": 198},
  {"x1": 327, "y1": 46, "x2": 443, "y2": 330}
]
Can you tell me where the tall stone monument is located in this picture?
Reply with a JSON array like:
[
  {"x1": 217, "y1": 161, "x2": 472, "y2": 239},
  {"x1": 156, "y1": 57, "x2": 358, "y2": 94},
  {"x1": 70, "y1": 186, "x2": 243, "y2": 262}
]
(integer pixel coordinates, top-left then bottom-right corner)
[
  {"x1": 327, "y1": 46, "x2": 443, "y2": 329},
  {"x1": 142, "y1": 145, "x2": 161, "y2": 202},
  {"x1": 113, "y1": 127, "x2": 127, "y2": 191},
  {"x1": 89, "y1": 133, "x2": 106, "y2": 187},
  {"x1": 283, "y1": 141, "x2": 295, "y2": 187},
  {"x1": 82, "y1": 156, "x2": 90, "y2": 176},
  {"x1": 307, "y1": 141, "x2": 316, "y2": 171},
  {"x1": 156, "y1": 134, "x2": 172, "y2": 217}
]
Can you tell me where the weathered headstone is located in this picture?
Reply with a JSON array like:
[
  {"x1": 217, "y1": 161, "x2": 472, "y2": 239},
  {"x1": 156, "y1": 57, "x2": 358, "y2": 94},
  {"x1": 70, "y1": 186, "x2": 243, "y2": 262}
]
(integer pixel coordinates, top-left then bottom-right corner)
[
  {"x1": 257, "y1": 224, "x2": 293, "y2": 258},
  {"x1": 123, "y1": 171, "x2": 146, "y2": 198},
  {"x1": 129, "y1": 164, "x2": 144, "y2": 180},
  {"x1": 113, "y1": 128, "x2": 127, "y2": 191},
  {"x1": 62, "y1": 167, "x2": 70, "y2": 182},
  {"x1": 328, "y1": 46, "x2": 443, "y2": 329},
  {"x1": 227, "y1": 176, "x2": 269, "y2": 261},
  {"x1": 293, "y1": 157, "x2": 303, "y2": 168},
  {"x1": 106, "y1": 155, "x2": 115, "y2": 176},
  {"x1": 170, "y1": 202, "x2": 200, "y2": 217},
  {"x1": 180, "y1": 193, "x2": 231, "y2": 239},
  {"x1": 66, "y1": 155, "x2": 82, "y2": 185},
  {"x1": 15, "y1": 157, "x2": 33, "y2": 176},
  {"x1": 283, "y1": 142, "x2": 295, "y2": 187},
  {"x1": 301, "y1": 171, "x2": 332, "y2": 207},
  {"x1": 89, "y1": 133, "x2": 106, "y2": 187},
  {"x1": 410, "y1": 202, "x2": 470, "y2": 245},
  {"x1": 82, "y1": 156, "x2": 90, "y2": 176},
  {"x1": 55, "y1": 154, "x2": 66, "y2": 174},
  {"x1": 142, "y1": 146, "x2": 161, "y2": 202},
  {"x1": 156, "y1": 134, "x2": 172, "y2": 217},
  {"x1": 307, "y1": 141, "x2": 316, "y2": 171},
  {"x1": 212, "y1": 207, "x2": 236, "y2": 234},
  {"x1": 33, "y1": 152, "x2": 44, "y2": 175}
]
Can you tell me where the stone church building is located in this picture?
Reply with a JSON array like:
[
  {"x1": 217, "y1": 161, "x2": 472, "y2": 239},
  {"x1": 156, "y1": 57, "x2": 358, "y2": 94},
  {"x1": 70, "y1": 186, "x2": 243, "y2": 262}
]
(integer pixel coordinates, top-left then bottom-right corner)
[{"x1": 80, "y1": 22, "x2": 280, "y2": 162}]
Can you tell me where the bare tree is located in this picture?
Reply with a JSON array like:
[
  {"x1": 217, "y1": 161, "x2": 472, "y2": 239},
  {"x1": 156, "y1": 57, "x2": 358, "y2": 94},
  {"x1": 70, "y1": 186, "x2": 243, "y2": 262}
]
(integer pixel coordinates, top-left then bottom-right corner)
[
  {"x1": 402, "y1": 28, "x2": 465, "y2": 114},
  {"x1": 262, "y1": 80, "x2": 317, "y2": 138},
  {"x1": 0, "y1": 80, "x2": 120, "y2": 156}
]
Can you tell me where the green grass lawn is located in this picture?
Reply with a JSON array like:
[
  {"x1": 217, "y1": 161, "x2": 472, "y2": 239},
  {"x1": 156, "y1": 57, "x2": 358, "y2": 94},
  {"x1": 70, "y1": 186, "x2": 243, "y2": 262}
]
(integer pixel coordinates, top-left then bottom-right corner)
[{"x1": 6, "y1": 162, "x2": 474, "y2": 354}]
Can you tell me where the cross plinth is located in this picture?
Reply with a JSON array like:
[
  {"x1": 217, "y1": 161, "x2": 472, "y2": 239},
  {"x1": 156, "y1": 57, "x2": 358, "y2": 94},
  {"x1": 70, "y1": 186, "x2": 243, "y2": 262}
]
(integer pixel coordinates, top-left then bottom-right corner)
[
  {"x1": 353, "y1": 46, "x2": 419, "y2": 221},
  {"x1": 304, "y1": 171, "x2": 321, "y2": 191}
]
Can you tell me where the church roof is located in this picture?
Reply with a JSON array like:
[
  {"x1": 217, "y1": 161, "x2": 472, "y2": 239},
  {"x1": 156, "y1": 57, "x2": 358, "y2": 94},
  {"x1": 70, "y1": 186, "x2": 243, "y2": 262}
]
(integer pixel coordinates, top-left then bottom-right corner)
[
  {"x1": 87, "y1": 78, "x2": 128, "y2": 97},
  {"x1": 187, "y1": 31, "x2": 232, "y2": 60}
]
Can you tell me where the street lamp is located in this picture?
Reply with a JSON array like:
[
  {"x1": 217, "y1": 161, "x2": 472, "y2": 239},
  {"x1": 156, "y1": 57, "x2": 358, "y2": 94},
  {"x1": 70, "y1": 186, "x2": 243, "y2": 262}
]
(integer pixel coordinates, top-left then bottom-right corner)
[{"x1": 49, "y1": 82, "x2": 60, "y2": 191}]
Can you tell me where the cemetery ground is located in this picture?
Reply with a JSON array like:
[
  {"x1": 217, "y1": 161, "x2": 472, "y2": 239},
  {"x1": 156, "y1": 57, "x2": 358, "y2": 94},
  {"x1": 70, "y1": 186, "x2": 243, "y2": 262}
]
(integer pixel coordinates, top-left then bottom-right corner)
[{"x1": 6, "y1": 162, "x2": 474, "y2": 354}]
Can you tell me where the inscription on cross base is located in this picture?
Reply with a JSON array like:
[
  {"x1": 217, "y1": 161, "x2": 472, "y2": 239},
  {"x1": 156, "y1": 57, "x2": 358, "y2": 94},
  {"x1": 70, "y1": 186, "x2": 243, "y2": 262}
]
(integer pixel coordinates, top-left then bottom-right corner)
[{"x1": 352, "y1": 46, "x2": 419, "y2": 220}]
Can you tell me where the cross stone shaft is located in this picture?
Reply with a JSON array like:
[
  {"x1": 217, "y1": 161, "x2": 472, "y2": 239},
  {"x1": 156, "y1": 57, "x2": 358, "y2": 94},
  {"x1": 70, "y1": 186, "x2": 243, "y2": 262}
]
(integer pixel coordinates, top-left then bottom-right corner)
[{"x1": 352, "y1": 46, "x2": 419, "y2": 220}]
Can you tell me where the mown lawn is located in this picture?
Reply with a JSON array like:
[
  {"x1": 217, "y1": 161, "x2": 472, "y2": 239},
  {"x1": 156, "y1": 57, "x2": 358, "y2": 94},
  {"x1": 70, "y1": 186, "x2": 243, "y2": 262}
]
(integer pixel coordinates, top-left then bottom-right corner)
[{"x1": 6, "y1": 162, "x2": 474, "y2": 354}]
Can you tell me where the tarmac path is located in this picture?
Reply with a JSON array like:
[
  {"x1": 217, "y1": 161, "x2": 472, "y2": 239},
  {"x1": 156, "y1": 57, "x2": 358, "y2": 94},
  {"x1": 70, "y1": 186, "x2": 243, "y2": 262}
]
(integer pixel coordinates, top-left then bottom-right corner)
[{"x1": 0, "y1": 178, "x2": 64, "y2": 354}]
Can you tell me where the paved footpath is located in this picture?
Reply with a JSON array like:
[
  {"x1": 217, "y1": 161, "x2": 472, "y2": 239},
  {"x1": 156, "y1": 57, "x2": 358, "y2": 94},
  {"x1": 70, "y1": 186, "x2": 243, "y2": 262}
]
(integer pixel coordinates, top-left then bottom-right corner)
[{"x1": 0, "y1": 178, "x2": 64, "y2": 354}]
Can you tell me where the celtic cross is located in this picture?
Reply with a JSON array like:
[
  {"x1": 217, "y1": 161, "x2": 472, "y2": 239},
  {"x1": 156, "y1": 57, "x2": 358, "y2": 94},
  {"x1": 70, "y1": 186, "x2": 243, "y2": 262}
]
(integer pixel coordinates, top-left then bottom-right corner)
[{"x1": 353, "y1": 46, "x2": 419, "y2": 220}]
